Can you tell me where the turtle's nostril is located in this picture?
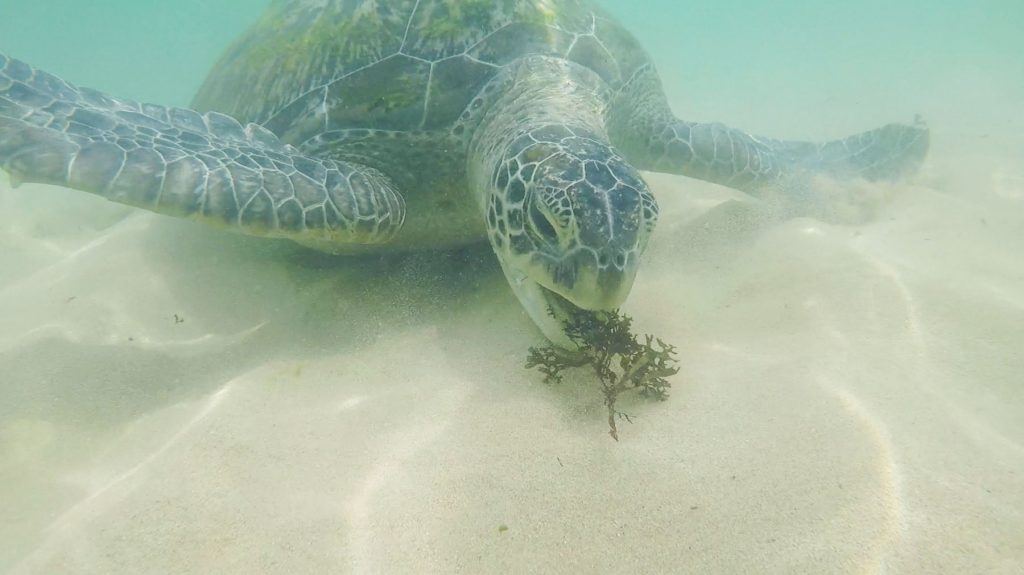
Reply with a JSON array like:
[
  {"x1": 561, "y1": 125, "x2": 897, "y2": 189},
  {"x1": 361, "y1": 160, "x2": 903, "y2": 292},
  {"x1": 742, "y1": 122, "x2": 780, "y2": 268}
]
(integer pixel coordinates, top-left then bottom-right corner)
[{"x1": 596, "y1": 249, "x2": 629, "y2": 269}]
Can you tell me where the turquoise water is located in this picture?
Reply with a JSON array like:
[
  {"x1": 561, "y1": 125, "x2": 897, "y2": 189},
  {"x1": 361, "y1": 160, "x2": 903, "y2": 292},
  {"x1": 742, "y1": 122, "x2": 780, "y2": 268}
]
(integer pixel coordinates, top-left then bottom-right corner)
[
  {"x1": 2, "y1": 0, "x2": 1020, "y2": 157},
  {"x1": 1, "y1": 1, "x2": 1023, "y2": 573},
  {"x1": 3, "y1": 1, "x2": 1020, "y2": 125}
]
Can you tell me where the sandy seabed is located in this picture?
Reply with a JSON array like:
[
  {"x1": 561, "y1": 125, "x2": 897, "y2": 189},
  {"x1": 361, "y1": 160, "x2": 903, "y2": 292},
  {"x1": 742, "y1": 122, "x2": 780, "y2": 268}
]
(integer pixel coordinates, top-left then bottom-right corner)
[{"x1": 0, "y1": 127, "x2": 1022, "y2": 574}]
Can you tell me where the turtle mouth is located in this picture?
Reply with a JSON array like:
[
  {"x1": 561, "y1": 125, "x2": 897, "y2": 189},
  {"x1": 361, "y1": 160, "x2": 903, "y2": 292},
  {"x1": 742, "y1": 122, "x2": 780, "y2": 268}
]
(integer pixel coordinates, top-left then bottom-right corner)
[
  {"x1": 530, "y1": 281, "x2": 582, "y2": 348},
  {"x1": 530, "y1": 250, "x2": 635, "y2": 312},
  {"x1": 537, "y1": 283, "x2": 577, "y2": 325},
  {"x1": 499, "y1": 261, "x2": 579, "y2": 348},
  {"x1": 499, "y1": 257, "x2": 624, "y2": 348}
]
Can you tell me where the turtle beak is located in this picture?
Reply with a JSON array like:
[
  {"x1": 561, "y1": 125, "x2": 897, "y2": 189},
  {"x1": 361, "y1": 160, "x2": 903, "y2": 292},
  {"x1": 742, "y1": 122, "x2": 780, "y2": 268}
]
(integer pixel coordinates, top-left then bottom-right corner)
[
  {"x1": 593, "y1": 266, "x2": 634, "y2": 309},
  {"x1": 536, "y1": 249, "x2": 638, "y2": 311},
  {"x1": 496, "y1": 250, "x2": 638, "y2": 348}
]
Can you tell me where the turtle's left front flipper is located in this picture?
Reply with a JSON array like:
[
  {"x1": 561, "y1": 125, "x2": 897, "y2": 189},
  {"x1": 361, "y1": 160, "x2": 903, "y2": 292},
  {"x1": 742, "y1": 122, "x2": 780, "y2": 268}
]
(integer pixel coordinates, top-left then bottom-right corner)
[
  {"x1": 0, "y1": 54, "x2": 405, "y2": 245},
  {"x1": 607, "y1": 65, "x2": 929, "y2": 197}
]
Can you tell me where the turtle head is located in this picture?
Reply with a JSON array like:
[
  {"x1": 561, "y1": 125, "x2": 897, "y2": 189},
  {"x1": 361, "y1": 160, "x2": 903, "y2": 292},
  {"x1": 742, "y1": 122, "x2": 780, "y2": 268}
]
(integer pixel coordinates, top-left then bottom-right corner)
[{"x1": 484, "y1": 128, "x2": 659, "y2": 345}]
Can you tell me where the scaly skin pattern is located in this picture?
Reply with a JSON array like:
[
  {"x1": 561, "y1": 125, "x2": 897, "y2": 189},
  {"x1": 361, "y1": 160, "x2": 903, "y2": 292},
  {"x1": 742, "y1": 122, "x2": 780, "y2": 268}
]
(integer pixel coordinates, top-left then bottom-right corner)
[{"x1": 0, "y1": 54, "x2": 405, "y2": 245}]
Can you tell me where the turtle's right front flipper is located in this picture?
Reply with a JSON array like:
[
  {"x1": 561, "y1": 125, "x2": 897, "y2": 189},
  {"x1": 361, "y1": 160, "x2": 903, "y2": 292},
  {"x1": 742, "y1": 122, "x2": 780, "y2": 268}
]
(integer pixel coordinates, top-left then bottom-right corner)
[{"x1": 0, "y1": 54, "x2": 404, "y2": 245}]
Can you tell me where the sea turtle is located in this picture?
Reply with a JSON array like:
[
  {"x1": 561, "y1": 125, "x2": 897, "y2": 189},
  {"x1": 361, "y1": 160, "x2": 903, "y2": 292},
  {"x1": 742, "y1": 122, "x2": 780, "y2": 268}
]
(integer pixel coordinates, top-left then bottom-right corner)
[{"x1": 0, "y1": 0, "x2": 928, "y2": 346}]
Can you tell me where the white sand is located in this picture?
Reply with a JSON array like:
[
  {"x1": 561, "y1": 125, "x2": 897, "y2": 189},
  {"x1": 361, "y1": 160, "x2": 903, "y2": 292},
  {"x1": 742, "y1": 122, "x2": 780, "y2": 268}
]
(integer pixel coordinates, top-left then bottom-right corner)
[{"x1": 1, "y1": 132, "x2": 1022, "y2": 573}]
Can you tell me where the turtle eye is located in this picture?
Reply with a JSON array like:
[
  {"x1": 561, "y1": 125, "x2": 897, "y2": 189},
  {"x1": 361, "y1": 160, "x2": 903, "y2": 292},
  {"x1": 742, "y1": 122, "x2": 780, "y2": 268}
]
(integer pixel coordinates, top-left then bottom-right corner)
[{"x1": 528, "y1": 200, "x2": 559, "y2": 244}]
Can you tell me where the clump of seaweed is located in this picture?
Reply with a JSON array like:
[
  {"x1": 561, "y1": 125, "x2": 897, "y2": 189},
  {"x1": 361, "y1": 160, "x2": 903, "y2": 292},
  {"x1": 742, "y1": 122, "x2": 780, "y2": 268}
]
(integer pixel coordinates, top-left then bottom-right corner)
[{"x1": 526, "y1": 308, "x2": 679, "y2": 440}]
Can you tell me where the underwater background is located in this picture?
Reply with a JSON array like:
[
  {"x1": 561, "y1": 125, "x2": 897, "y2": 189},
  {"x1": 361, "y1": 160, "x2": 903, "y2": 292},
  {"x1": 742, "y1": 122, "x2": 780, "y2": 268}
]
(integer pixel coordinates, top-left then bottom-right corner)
[
  {"x1": 1, "y1": 1, "x2": 1022, "y2": 573},
  {"x1": 2, "y1": 0, "x2": 1021, "y2": 131}
]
